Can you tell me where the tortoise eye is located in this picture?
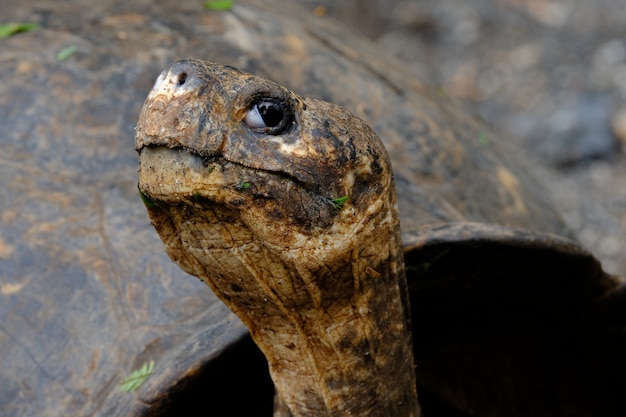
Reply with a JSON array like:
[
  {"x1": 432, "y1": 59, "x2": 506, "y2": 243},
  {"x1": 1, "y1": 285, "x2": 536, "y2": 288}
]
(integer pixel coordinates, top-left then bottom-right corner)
[{"x1": 244, "y1": 98, "x2": 292, "y2": 134}]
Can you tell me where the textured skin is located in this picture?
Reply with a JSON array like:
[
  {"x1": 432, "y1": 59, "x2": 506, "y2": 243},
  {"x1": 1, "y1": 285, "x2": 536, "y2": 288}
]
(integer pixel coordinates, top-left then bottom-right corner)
[{"x1": 136, "y1": 60, "x2": 419, "y2": 417}]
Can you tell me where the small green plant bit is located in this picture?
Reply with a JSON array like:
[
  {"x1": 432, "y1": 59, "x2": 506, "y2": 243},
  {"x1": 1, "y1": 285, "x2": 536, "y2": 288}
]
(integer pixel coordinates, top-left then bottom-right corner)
[
  {"x1": 138, "y1": 187, "x2": 158, "y2": 209},
  {"x1": 235, "y1": 181, "x2": 251, "y2": 191},
  {"x1": 478, "y1": 132, "x2": 490, "y2": 146},
  {"x1": 119, "y1": 361, "x2": 155, "y2": 392},
  {"x1": 203, "y1": 0, "x2": 234, "y2": 10},
  {"x1": 56, "y1": 45, "x2": 77, "y2": 61},
  {"x1": 0, "y1": 23, "x2": 38, "y2": 39},
  {"x1": 330, "y1": 195, "x2": 349, "y2": 209}
]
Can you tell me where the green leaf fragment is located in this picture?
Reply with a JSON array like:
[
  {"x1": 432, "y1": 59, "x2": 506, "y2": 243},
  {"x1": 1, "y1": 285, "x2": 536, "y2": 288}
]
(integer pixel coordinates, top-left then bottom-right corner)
[
  {"x1": 0, "y1": 23, "x2": 39, "y2": 39},
  {"x1": 56, "y1": 45, "x2": 77, "y2": 61},
  {"x1": 235, "y1": 182, "x2": 251, "y2": 191},
  {"x1": 330, "y1": 195, "x2": 349, "y2": 209},
  {"x1": 478, "y1": 132, "x2": 490, "y2": 146},
  {"x1": 138, "y1": 187, "x2": 158, "y2": 209},
  {"x1": 203, "y1": 0, "x2": 234, "y2": 10},
  {"x1": 119, "y1": 361, "x2": 155, "y2": 392}
]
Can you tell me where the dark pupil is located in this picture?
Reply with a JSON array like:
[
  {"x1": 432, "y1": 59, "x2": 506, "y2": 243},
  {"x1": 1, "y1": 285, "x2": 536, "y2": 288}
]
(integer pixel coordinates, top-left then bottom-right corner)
[{"x1": 257, "y1": 101, "x2": 283, "y2": 127}]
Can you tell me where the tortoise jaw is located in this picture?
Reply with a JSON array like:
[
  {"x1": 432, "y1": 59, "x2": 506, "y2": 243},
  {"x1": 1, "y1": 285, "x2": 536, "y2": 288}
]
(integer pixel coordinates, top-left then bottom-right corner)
[
  {"x1": 137, "y1": 144, "x2": 340, "y2": 233},
  {"x1": 137, "y1": 146, "x2": 221, "y2": 204},
  {"x1": 138, "y1": 144, "x2": 307, "y2": 204}
]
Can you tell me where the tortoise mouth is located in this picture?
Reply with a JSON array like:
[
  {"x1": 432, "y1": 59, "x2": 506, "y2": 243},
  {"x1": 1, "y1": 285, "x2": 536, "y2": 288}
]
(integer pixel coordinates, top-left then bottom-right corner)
[
  {"x1": 137, "y1": 145, "x2": 343, "y2": 234},
  {"x1": 137, "y1": 144, "x2": 341, "y2": 211}
]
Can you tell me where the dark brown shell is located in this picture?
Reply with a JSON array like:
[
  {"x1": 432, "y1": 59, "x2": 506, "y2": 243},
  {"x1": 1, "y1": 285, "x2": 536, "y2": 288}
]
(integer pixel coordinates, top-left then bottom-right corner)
[{"x1": 1, "y1": 0, "x2": 623, "y2": 416}]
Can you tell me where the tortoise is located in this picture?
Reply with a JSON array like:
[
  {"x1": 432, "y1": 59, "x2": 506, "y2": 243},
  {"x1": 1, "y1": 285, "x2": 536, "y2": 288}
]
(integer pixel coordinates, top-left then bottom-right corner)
[
  {"x1": 135, "y1": 58, "x2": 626, "y2": 416},
  {"x1": 1, "y1": 0, "x2": 624, "y2": 416}
]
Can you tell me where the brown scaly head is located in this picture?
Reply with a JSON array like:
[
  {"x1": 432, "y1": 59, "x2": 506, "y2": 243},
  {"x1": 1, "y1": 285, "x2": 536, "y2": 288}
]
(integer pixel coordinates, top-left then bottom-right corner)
[{"x1": 136, "y1": 60, "x2": 419, "y2": 417}]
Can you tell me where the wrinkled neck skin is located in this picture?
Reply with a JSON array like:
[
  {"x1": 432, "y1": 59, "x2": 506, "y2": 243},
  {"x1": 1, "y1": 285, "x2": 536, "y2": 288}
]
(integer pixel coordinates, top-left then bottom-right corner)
[{"x1": 240, "y1": 192, "x2": 418, "y2": 417}]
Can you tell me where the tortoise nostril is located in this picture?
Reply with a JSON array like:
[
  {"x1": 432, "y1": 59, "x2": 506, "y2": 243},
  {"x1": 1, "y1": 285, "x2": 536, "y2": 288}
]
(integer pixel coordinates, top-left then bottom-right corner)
[{"x1": 177, "y1": 72, "x2": 188, "y2": 86}]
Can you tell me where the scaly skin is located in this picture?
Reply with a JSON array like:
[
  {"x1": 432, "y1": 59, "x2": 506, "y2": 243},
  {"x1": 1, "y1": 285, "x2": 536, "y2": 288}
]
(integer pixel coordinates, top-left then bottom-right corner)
[{"x1": 136, "y1": 60, "x2": 420, "y2": 417}]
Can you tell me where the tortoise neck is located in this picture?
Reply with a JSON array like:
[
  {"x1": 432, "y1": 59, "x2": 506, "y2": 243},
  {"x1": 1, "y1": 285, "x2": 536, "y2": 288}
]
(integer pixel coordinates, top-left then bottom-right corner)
[
  {"x1": 207, "y1": 197, "x2": 421, "y2": 417},
  {"x1": 154, "y1": 191, "x2": 421, "y2": 416},
  {"x1": 260, "y1": 226, "x2": 420, "y2": 417}
]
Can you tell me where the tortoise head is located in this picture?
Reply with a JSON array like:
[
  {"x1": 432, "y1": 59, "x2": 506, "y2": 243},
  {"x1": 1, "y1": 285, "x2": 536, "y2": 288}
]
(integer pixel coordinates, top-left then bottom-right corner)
[{"x1": 136, "y1": 60, "x2": 419, "y2": 417}]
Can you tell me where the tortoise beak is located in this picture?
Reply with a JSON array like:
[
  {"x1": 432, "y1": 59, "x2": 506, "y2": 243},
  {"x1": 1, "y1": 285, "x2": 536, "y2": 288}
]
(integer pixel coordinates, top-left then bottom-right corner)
[{"x1": 135, "y1": 60, "x2": 229, "y2": 156}]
